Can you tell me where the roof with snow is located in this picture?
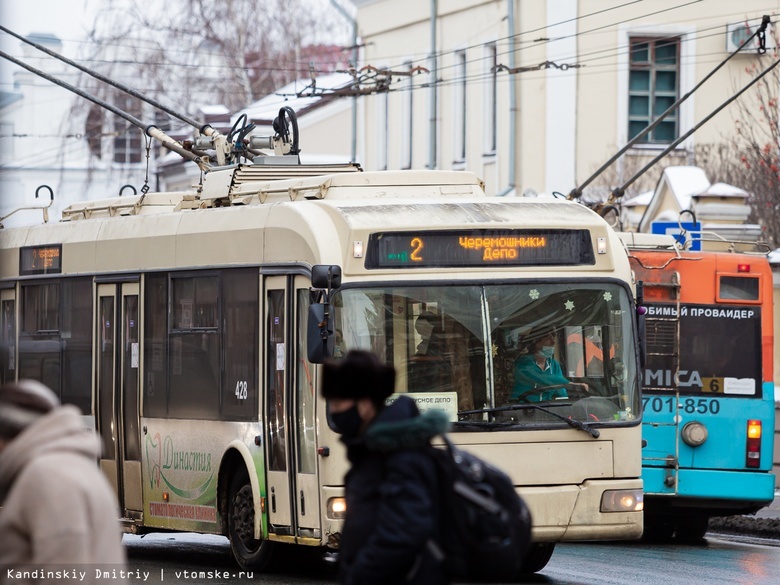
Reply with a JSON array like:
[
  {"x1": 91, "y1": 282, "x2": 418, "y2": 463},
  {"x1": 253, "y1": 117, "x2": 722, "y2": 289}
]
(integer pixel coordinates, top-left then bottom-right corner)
[
  {"x1": 659, "y1": 166, "x2": 711, "y2": 209},
  {"x1": 622, "y1": 190, "x2": 653, "y2": 207},
  {"x1": 638, "y1": 166, "x2": 711, "y2": 232},
  {"x1": 694, "y1": 182, "x2": 749, "y2": 198},
  {"x1": 233, "y1": 72, "x2": 354, "y2": 124},
  {"x1": 199, "y1": 105, "x2": 230, "y2": 116}
]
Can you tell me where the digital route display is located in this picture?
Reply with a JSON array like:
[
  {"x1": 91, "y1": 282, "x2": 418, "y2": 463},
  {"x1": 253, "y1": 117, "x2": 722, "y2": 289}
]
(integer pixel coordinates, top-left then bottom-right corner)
[
  {"x1": 366, "y1": 230, "x2": 595, "y2": 268},
  {"x1": 20, "y1": 244, "x2": 62, "y2": 275}
]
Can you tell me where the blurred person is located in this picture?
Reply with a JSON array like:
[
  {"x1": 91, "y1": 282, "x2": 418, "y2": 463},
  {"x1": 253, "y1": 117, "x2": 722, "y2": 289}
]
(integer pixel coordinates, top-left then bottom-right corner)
[
  {"x1": 0, "y1": 380, "x2": 127, "y2": 577},
  {"x1": 322, "y1": 350, "x2": 450, "y2": 585}
]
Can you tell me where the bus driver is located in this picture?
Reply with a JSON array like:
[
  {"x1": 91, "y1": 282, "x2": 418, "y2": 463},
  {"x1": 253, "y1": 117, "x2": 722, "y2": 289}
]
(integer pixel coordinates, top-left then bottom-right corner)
[{"x1": 511, "y1": 329, "x2": 587, "y2": 402}]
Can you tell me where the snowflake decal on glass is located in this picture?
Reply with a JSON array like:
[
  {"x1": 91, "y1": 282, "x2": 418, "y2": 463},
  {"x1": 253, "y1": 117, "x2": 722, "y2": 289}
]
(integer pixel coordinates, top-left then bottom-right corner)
[
  {"x1": 564, "y1": 300, "x2": 575, "y2": 311},
  {"x1": 529, "y1": 289, "x2": 540, "y2": 300},
  {"x1": 603, "y1": 292, "x2": 612, "y2": 302}
]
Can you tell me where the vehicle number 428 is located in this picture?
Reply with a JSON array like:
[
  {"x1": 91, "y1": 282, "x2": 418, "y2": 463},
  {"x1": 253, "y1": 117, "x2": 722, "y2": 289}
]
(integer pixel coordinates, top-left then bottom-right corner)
[{"x1": 235, "y1": 381, "x2": 248, "y2": 400}]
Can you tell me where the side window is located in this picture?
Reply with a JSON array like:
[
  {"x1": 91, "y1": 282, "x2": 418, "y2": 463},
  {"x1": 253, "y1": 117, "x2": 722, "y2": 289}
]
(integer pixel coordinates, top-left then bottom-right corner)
[
  {"x1": 628, "y1": 37, "x2": 679, "y2": 143},
  {"x1": 61, "y1": 278, "x2": 92, "y2": 412},
  {"x1": 143, "y1": 274, "x2": 168, "y2": 417},
  {"x1": 22, "y1": 283, "x2": 59, "y2": 333},
  {"x1": 169, "y1": 275, "x2": 220, "y2": 419},
  {"x1": 1, "y1": 298, "x2": 15, "y2": 384},
  {"x1": 19, "y1": 282, "x2": 60, "y2": 394},
  {"x1": 222, "y1": 269, "x2": 259, "y2": 421},
  {"x1": 18, "y1": 279, "x2": 92, "y2": 411}
]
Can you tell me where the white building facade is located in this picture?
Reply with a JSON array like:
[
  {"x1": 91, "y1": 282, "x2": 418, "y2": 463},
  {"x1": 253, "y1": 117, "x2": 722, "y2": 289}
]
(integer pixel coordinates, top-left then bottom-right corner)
[
  {"x1": 0, "y1": 34, "x2": 152, "y2": 228},
  {"x1": 352, "y1": 0, "x2": 780, "y2": 198}
]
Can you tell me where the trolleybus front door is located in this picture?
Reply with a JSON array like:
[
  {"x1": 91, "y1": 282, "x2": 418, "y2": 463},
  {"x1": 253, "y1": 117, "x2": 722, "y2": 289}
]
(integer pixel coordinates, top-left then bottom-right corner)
[
  {"x1": 263, "y1": 275, "x2": 321, "y2": 541},
  {"x1": 264, "y1": 277, "x2": 293, "y2": 533},
  {"x1": 96, "y1": 281, "x2": 142, "y2": 519},
  {"x1": 292, "y1": 276, "x2": 320, "y2": 537},
  {"x1": 0, "y1": 287, "x2": 15, "y2": 384}
]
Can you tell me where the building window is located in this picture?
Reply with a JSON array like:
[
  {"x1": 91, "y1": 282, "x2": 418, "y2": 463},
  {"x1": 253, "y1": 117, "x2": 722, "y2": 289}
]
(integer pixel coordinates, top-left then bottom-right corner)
[
  {"x1": 113, "y1": 95, "x2": 143, "y2": 164},
  {"x1": 628, "y1": 37, "x2": 679, "y2": 143},
  {"x1": 401, "y1": 61, "x2": 414, "y2": 169},
  {"x1": 85, "y1": 105, "x2": 103, "y2": 159},
  {"x1": 484, "y1": 43, "x2": 497, "y2": 154},
  {"x1": 453, "y1": 50, "x2": 467, "y2": 164}
]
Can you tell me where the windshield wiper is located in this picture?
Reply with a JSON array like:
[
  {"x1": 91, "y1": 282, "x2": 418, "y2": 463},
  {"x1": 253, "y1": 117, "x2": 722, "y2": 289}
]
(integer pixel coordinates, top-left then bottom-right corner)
[{"x1": 458, "y1": 403, "x2": 600, "y2": 438}]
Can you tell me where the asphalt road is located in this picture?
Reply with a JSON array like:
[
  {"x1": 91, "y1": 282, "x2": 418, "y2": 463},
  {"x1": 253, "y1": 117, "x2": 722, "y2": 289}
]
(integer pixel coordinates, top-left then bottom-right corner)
[{"x1": 123, "y1": 526, "x2": 780, "y2": 585}]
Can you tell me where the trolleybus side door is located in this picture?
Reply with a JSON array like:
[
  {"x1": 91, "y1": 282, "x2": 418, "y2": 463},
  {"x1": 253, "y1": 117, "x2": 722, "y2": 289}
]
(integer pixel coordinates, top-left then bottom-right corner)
[
  {"x1": 1, "y1": 286, "x2": 15, "y2": 384},
  {"x1": 293, "y1": 276, "x2": 320, "y2": 536},
  {"x1": 263, "y1": 275, "x2": 322, "y2": 540},
  {"x1": 96, "y1": 281, "x2": 142, "y2": 518},
  {"x1": 264, "y1": 276, "x2": 294, "y2": 532}
]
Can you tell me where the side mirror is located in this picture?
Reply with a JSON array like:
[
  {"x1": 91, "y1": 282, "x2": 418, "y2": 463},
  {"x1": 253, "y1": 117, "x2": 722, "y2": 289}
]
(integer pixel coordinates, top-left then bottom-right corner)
[
  {"x1": 307, "y1": 304, "x2": 334, "y2": 363},
  {"x1": 312, "y1": 265, "x2": 342, "y2": 289}
]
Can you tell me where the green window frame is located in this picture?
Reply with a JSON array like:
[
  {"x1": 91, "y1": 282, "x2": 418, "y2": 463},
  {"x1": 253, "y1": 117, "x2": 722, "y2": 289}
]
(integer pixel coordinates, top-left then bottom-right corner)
[{"x1": 628, "y1": 37, "x2": 680, "y2": 144}]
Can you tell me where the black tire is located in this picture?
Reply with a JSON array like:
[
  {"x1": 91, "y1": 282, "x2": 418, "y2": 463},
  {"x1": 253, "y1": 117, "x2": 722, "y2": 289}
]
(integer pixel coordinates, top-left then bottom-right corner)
[
  {"x1": 675, "y1": 515, "x2": 709, "y2": 543},
  {"x1": 228, "y1": 468, "x2": 275, "y2": 570},
  {"x1": 519, "y1": 542, "x2": 555, "y2": 574},
  {"x1": 642, "y1": 514, "x2": 675, "y2": 543}
]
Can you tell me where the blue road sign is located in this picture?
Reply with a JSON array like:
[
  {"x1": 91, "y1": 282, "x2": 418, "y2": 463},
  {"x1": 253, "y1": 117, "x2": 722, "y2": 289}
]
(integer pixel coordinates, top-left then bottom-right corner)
[{"x1": 651, "y1": 221, "x2": 702, "y2": 251}]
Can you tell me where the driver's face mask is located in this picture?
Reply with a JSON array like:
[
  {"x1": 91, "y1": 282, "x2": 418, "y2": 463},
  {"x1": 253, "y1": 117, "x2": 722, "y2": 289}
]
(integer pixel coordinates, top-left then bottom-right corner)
[{"x1": 539, "y1": 345, "x2": 555, "y2": 359}]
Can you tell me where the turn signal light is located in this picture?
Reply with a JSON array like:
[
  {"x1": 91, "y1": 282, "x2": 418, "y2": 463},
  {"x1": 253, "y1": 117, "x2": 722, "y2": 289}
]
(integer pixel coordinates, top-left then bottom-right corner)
[{"x1": 746, "y1": 419, "x2": 762, "y2": 468}]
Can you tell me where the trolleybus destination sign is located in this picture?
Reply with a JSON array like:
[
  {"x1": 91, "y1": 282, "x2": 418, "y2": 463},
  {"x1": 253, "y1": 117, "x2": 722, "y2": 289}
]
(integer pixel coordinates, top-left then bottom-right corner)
[
  {"x1": 19, "y1": 244, "x2": 62, "y2": 275},
  {"x1": 366, "y1": 229, "x2": 595, "y2": 268}
]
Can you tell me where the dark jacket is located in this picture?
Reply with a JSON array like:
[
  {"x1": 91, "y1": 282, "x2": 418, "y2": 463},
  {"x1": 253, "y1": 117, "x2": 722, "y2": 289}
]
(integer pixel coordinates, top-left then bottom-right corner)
[{"x1": 338, "y1": 396, "x2": 450, "y2": 585}]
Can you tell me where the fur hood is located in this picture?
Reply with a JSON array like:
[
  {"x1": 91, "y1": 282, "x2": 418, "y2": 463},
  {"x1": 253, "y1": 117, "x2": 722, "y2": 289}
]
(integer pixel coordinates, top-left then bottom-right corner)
[{"x1": 364, "y1": 395, "x2": 450, "y2": 453}]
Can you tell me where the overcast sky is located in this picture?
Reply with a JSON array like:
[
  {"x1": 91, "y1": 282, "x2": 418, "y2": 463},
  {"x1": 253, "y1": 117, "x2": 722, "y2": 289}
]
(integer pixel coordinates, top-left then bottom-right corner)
[{"x1": 0, "y1": 0, "x2": 95, "y2": 88}]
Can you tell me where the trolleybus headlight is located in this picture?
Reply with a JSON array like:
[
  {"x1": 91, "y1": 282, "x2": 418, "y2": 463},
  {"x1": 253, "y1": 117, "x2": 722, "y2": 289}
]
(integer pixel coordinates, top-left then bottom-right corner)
[
  {"x1": 600, "y1": 489, "x2": 643, "y2": 513},
  {"x1": 681, "y1": 421, "x2": 708, "y2": 447},
  {"x1": 327, "y1": 497, "x2": 347, "y2": 519}
]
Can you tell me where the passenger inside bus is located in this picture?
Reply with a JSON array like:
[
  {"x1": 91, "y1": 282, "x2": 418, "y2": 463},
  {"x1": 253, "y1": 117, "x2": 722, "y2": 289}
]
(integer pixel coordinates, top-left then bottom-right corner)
[
  {"x1": 333, "y1": 329, "x2": 346, "y2": 358},
  {"x1": 511, "y1": 329, "x2": 588, "y2": 402},
  {"x1": 408, "y1": 311, "x2": 451, "y2": 392}
]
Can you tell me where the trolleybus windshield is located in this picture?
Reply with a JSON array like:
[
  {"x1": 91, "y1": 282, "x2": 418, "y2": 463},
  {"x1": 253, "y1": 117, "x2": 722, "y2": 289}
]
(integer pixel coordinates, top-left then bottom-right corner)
[{"x1": 331, "y1": 281, "x2": 639, "y2": 428}]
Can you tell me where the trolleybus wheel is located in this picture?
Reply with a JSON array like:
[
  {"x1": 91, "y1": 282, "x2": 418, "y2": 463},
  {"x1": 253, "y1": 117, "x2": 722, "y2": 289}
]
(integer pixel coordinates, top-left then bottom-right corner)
[
  {"x1": 519, "y1": 542, "x2": 555, "y2": 574},
  {"x1": 675, "y1": 514, "x2": 709, "y2": 543},
  {"x1": 641, "y1": 514, "x2": 674, "y2": 543},
  {"x1": 228, "y1": 468, "x2": 275, "y2": 570}
]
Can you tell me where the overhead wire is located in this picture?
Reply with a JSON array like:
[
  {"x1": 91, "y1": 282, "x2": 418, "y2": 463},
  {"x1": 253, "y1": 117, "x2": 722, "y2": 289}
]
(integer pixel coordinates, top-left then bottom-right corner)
[
  {"x1": 3, "y1": 0, "x2": 778, "y2": 179},
  {"x1": 2, "y1": 2, "x2": 764, "y2": 101}
]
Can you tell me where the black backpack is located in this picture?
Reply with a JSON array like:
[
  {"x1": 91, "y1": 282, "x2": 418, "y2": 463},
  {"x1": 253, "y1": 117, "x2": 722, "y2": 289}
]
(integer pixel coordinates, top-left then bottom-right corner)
[{"x1": 426, "y1": 435, "x2": 533, "y2": 582}]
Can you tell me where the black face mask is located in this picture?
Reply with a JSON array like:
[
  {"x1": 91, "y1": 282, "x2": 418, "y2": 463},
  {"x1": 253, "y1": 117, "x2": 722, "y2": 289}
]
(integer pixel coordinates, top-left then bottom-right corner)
[{"x1": 328, "y1": 404, "x2": 363, "y2": 438}]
